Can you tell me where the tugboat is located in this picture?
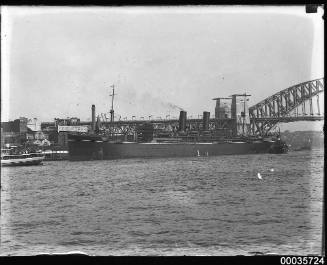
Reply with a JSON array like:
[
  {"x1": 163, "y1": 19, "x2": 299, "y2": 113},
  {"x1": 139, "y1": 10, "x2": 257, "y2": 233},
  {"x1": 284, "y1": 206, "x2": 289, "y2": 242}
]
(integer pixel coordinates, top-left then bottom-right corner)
[{"x1": 269, "y1": 139, "x2": 289, "y2": 154}]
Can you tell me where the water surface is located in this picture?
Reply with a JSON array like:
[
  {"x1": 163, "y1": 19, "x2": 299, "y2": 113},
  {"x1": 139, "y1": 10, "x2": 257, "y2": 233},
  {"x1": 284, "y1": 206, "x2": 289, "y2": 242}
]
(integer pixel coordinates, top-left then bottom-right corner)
[{"x1": 0, "y1": 149, "x2": 323, "y2": 255}]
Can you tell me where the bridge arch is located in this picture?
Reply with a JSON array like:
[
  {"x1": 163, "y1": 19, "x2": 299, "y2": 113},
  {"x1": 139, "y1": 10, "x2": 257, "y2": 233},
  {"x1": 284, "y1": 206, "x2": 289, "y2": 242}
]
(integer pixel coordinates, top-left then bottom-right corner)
[{"x1": 249, "y1": 78, "x2": 324, "y2": 135}]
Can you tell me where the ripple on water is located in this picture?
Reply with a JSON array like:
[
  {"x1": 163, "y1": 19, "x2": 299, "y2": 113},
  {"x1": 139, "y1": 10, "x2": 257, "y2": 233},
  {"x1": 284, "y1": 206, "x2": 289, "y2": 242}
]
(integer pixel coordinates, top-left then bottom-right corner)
[{"x1": 0, "y1": 150, "x2": 323, "y2": 255}]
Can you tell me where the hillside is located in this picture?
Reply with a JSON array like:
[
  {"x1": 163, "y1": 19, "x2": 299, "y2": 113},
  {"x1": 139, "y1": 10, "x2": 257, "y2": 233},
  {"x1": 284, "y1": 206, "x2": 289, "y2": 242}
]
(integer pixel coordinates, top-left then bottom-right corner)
[{"x1": 281, "y1": 130, "x2": 324, "y2": 150}]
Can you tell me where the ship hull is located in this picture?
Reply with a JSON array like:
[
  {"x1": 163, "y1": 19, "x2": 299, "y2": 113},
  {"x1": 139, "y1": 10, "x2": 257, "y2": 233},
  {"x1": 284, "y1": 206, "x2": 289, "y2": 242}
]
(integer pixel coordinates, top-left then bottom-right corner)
[
  {"x1": 1, "y1": 156, "x2": 44, "y2": 167},
  {"x1": 68, "y1": 137, "x2": 283, "y2": 161}
]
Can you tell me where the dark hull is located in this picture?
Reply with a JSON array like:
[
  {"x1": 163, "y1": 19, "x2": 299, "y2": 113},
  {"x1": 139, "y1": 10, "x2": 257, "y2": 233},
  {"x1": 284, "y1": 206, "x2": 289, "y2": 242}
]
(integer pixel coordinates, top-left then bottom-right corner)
[{"x1": 68, "y1": 136, "x2": 285, "y2": 161}]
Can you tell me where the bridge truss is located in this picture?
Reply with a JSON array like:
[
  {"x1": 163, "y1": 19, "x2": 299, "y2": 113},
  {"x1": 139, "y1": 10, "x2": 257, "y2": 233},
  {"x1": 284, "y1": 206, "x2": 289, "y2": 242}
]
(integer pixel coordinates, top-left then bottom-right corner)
[
  {"x1": 41, "y1": 78, "x2": 324, "y2": 138},
  {"x1": 249, "y1": 78, "x2": 324, "y2": 136}
]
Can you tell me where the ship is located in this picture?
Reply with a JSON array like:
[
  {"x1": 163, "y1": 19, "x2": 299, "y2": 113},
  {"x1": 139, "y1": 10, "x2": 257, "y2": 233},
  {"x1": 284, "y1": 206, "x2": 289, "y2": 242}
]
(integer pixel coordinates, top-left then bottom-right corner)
[
  {"x1": 1, "y1": 152, "x2": 45, "y2": 166},
  {"x1": 68, "y1": 88, "x2": 288, "y2": 161}
]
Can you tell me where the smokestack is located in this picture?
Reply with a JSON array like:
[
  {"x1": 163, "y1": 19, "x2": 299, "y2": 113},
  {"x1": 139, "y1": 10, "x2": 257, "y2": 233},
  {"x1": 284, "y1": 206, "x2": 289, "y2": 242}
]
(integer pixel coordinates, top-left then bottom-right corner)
[
  {"x1": 92, "y1": 104, "x2": 96, "y2": 132},
  {"x1": 231, "y1": 95, "x2": 237, "y2": 119},
  {"x1": 96, "y1": 115, "x2": 101, "y2": 133},
  {"x1": 179, "y1": 110, "x2": 187, "y2": 131},
  {"x1": 203, "y1": 111, "x2": 210, "y2": 130}
]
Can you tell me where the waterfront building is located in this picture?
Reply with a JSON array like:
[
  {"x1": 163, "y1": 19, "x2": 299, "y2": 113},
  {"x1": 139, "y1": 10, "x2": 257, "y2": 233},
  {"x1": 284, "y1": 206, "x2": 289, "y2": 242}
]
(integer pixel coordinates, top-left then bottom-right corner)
[
  {"x1": 1, "y1": 117, "x2": 28, "y2": 147},
  {"x1": 27, "y1": 118, "x2": 41, "y2": 131}
]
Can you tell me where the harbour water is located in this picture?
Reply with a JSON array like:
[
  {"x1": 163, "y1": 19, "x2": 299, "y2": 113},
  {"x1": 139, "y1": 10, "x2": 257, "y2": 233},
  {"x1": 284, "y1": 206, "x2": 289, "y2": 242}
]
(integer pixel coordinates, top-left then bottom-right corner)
[{"x1": 0, "y1": 149, "x2": 323, "y2": 256}]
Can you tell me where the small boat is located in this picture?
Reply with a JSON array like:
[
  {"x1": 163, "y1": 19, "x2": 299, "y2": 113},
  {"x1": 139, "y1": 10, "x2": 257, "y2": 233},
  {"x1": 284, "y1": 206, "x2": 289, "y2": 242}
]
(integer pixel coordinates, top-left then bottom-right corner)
[{"x1": 1, "y1": 153, "x2": 45, "y2": 167}]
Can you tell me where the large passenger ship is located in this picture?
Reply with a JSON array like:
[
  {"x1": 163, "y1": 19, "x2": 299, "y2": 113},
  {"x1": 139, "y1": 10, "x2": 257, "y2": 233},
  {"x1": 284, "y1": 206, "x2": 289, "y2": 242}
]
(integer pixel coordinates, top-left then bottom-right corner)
[{"x1": 67, "y1": 88, "x2": 288, "y2": 161}]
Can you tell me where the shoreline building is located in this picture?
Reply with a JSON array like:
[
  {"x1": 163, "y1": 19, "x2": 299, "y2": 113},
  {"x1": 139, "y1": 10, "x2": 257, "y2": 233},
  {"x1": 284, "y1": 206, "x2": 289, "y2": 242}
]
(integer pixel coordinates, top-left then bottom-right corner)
[{"x1": 1, "y1": 117, "x2": 28, "y2": 147}]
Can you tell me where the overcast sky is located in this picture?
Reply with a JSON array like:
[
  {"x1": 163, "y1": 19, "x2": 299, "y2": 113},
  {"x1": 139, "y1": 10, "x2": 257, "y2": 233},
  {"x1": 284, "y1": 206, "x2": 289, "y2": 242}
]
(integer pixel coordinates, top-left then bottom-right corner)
[{"x1": 1, "y1": 6, "x2": 324, "y2": 131}]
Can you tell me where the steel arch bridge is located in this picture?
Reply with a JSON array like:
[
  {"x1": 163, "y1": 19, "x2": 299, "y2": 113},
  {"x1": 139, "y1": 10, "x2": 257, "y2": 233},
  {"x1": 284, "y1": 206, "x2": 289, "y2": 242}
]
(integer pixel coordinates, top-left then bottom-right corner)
[
  {"x1": 41, "y1": 78, "x2": 324, "y2": 138},
  {"x1": 249, "y1": 78, "x2": 324, "y2": 136}
]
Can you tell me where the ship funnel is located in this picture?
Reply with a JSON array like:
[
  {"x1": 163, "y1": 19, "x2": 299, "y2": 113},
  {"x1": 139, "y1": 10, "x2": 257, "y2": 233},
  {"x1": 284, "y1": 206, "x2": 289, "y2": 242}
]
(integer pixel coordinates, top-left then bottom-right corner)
[
  {"x1": 203, "y1": 111, "x2": 210, "y2": 130},
  {"x1": 179, "y1": 111, "x2": 187, "y2": 131},
  {"x1": 91, "y1": 104, "x2": 96, "y2": 132}
]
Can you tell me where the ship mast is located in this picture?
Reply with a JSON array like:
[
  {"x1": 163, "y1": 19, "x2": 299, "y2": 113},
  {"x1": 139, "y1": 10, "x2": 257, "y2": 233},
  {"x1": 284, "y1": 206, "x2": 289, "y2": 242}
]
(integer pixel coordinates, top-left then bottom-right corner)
[
  {"x1": 110, "y1": 84, "x2": 116, "y2": 124},
  {"x1": 109, "y1": 84, "x2": 117, "y2": 138}
]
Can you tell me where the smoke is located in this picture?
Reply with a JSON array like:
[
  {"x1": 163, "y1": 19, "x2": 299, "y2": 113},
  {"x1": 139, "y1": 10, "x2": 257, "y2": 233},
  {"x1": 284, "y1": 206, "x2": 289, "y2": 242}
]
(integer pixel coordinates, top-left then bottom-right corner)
[
  {"x1": 151, "y1": 97, "x2": 185, "y2": 112},
  {"x1": 136, "y1": 91, "x2": 185, "y2": 112},
  {"x1": 118, "y1": 88, "x2": 185, "y2": 116},
  {"x1": 139, "y1": 92, "x2": 184, "y2": 111},
  {"x1": 166, "y1": 103, "x2": 184, "y2": 111}
]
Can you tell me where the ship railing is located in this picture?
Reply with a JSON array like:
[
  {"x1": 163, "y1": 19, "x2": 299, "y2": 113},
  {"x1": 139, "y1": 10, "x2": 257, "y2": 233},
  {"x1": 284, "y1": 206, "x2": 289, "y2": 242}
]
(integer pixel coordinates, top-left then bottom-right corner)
[{"x1": 1, "y1": 154, "x2": 32, "y2": 160}]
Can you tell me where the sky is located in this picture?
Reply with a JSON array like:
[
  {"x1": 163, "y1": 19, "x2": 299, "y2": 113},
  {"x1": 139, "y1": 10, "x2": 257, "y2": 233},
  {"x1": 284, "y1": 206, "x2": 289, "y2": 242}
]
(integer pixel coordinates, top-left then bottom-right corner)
[{"x1": 1, "y1": 6, "x2": 324, "y2": 131}]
